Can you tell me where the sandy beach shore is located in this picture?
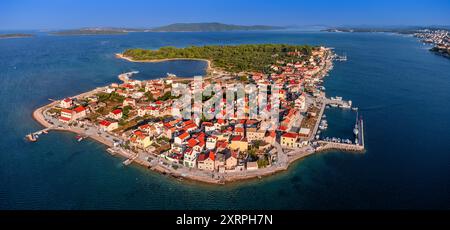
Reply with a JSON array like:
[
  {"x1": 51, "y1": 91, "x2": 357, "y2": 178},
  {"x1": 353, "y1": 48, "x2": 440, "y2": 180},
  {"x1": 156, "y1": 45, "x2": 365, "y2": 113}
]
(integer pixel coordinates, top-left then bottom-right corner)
[{"x1": 116, "y1": 53, "x2": 212, "y2": 72}]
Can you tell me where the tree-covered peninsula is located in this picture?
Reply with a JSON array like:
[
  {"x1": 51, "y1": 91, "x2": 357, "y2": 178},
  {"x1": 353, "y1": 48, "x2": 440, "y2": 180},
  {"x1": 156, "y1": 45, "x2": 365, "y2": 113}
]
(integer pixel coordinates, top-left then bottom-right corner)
[{"x1": 122, "y1": 44, "x2": 315, "y2": 72}]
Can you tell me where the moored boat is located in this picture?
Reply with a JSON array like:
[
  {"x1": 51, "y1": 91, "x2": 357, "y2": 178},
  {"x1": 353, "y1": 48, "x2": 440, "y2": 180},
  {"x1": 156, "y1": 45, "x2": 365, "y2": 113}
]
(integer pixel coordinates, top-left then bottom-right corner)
[{"x1": 76, "y1": 135, "x2": 84, "y2": 142}]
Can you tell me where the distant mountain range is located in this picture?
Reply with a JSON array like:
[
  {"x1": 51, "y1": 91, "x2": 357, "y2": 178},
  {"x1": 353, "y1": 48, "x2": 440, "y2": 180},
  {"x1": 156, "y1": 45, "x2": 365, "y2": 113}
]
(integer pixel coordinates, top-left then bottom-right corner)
[{"x1": 50, "y1": 23, "x2": 285, "y2": 35}]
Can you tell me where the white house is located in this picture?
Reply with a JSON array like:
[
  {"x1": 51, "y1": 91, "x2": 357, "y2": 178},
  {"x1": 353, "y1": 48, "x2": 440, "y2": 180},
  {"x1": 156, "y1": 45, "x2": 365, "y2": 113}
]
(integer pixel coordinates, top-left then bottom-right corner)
[
  {"x1": 183, "y1": 149, "x2": 198, "y2": 168},
  {"x1": 99, "y1": 120, "x2": 118, "y2": 132},
  {"x1": 60, "y1": 98, "x2": 73, "y2": 109},
  {"x1": 123, "y1": 98, "x2": 136, "y2": 107},
  {"x1": 174, "y1": 132, "x2": 190, "y2": 145},
  {"x1": 108, "y1": 109, "x2": 123, "y2": 120},
  {"x1": 206, "y1": 136, "x2": 218, "y2": 150}
]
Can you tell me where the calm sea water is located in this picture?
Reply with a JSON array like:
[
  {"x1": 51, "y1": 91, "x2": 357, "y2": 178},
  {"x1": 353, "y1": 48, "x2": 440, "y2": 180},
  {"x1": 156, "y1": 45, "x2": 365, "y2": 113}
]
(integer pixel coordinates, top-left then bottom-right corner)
[{"x1": 0, "y1": 31, "x2": 449, "y2": 209}]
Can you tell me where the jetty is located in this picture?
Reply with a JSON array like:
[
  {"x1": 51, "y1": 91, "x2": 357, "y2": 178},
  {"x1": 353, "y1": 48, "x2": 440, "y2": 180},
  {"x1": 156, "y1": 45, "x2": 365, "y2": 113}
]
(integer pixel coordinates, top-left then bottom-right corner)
[
  {"x1": 315, "y1": 141, "x2": 364, "y2": 152},
  {"x1": 118, "y1": 71, "x2": 139, "y2": 83},
  {"x1": 25, "y1": 127, "x2": 52, "y2": 142}
]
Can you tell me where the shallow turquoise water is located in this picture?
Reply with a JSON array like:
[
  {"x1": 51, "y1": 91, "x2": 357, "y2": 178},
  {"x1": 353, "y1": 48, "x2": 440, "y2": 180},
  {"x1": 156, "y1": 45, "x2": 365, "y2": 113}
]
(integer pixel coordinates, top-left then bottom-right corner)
[{"x1": 0, "y1": 31, "x2": 449, "y2": 209}]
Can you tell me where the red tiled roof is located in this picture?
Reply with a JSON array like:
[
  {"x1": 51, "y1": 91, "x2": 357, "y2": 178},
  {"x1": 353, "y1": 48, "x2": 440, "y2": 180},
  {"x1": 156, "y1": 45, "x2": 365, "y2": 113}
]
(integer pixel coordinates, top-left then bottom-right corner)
[
  {"x1": 268, "y1": 131, "x2": 276, "y2": 138},
  {"x1": 59, "y1": 116, "x2": 71, "y2": 121},
  {"x1": 202, "y1": 122, "x2": 213, "y2": 127},
  {"x1": 235, "y1": 127, "x2": 244, "y2": 133},
  {"x1": 178, "y1": 132, "x2": 189, "y2": 140},
  {"x1": 231, "y1": 136, "x2": 243, "y2": 141},
  {"x1": 208, "y1": 151, "x2": 215, "y2": 161},
  {"x1": 134, "y1": 130, "x2": 144, "y2": 136},
  {"x1": 61, "y1": 109, "x2": 73, "y2": 114},
  {"x1": 282, "y1": 132, "x2": 298, "y2": 139},
  {"x1": 99, "y1": 120, "x2": 111, "y2": 126},
  {"x1": 112, "y1": 109, "x2": 122, "y2": 115},
  {"x1": 187, "y1": 138, "x2": 198, "y2": 148},
  {"x1": 73, "y1": 106, "x2": 85, "y2": 113},
  {"x1": 137, "y1": 134, "x2": 147, "y2": 140},
  {"x1": 183, "y1": 120, "x2": 193, "y2": 126}
]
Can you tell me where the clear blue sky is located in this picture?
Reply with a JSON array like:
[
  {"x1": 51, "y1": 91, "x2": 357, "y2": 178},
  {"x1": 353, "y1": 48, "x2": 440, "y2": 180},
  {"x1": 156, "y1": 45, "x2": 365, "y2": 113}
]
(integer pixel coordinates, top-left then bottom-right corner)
[{"x1": 1, "y1": 0, "x2": 449, "y2": 30}]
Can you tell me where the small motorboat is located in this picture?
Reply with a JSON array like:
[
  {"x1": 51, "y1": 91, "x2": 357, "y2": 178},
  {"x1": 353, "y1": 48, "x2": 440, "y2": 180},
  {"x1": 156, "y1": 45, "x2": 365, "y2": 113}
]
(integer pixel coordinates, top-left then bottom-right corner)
[{"x1": 76, "y1": 135, "x2": 84, "y2": 142}]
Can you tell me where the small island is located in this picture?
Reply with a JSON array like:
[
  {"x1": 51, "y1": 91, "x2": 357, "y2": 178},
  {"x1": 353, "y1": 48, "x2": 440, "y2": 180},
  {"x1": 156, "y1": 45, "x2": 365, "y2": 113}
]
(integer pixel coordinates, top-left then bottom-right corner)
[
  {"x1": 29, "y1": 44, "x2": 364, "y2": 184},
  {"x1": 50, "y1": 28, "x2": 134, "y2": 36},
  {"x1": 0, "y1": 33, "x2": 34, "y2": 39},
  {"x1": 150, "y1": 23, "x2": 284, "y2": 32}
]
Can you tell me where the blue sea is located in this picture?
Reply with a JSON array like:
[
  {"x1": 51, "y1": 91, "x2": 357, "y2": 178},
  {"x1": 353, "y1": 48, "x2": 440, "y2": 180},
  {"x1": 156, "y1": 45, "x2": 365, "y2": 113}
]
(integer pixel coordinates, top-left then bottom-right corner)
[{"x1": 0, "y1": 31, "x2": 449, "y2": 209}]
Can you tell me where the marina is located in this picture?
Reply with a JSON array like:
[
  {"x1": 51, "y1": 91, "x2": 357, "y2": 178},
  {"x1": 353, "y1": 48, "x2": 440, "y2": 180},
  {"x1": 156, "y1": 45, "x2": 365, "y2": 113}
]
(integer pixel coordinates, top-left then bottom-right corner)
[{"x1": 313, "y1": 96, "x2": 365, "y2": 153}]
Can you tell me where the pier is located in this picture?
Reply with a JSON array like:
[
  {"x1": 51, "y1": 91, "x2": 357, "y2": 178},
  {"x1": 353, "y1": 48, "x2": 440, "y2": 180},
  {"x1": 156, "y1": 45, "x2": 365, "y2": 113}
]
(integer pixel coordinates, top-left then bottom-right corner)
[
  {"x1": 315, "y1": 141, "x2": 364, "y2": 152},
  {"x1": 123, "y1": 154, "x2": 139, "y2": 166},
  {"x1": 106, "y1": 148, "x2": 117, "y2": 156},
  {"x1": 25, "y1": 127, "x2": 52, "y2": 142},
  {"x1": 118, "y1": 71, "x2": 139, "y2": 83}
]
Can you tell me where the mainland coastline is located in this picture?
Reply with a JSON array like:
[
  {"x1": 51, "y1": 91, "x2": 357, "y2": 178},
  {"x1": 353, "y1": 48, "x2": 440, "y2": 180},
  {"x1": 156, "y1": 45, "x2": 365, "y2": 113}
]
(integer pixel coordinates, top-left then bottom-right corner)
[{"x1": 30, "y1": 44, "x2": 365, "y2": 185}]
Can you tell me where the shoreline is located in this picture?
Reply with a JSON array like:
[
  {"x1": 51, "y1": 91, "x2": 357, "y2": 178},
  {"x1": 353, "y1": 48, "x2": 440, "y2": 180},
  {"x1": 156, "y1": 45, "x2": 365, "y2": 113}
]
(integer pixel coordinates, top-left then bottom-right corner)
[{"x1": 115, "y1": 53, "x2": 213, "y2": 75}]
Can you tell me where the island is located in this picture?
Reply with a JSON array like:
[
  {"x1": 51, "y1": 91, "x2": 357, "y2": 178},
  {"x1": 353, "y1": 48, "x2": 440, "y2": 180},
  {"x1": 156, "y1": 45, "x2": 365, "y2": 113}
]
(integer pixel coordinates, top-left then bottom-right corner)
[
  {"x1": 0, "y1": 33, "x2": 34, "y2": 39},
  {"x1": 150, "y1": 23, "x2": 284, "y2": 32},
  {"x1": 50, "y1": 23, "x2": 285, "y2": 36},
  {"x1": 28, "y1": 44, "x2": 365, "y2": 184},
  {"x1": 50, "y1": 28, "x2": 140, "y2": 36}
]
